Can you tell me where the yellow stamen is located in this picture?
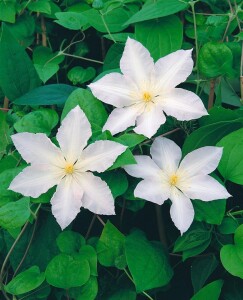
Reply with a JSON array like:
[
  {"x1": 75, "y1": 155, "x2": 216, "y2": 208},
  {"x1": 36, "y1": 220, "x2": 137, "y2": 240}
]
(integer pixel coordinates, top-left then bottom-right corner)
[
  {"x1": 65, "y1": 163, "x2": 74, "y2": 174},
  {"x1": 169, "y1": 174, "x2": 178, "y2": 186},
  {"x1": 142, "y1": 92, "x2": 152, "y2": 102}
]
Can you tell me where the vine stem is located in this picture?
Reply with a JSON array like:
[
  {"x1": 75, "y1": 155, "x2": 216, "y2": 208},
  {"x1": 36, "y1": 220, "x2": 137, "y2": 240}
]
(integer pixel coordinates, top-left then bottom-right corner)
[
  {"x1": 0, "y1": 205, "x2": 41, "y2": 300},
  {"x1": 123, "y1": 269, "x2": 154, "y2": 300},
  {"x1": 85, "y1": 214, "x2": 97, "y2": 239},
  {"x1": 96, "y1": 215, "x2": 106, "y2": 226},
  {"x1": 190, "y1": 1, "x2": 200, "y2": 94},
  {"x1": 228, "y1": 210, "x2": 243, "y2": 216},
  {"x1": 208, "y1": 79, "x2": 216, "y2": 109},
  {"x1": 155, "y1": 205, "x2": 167, "y2": 248},
  {"x1": 100, "y1": 12, "x2": 116, "y2": 43}
]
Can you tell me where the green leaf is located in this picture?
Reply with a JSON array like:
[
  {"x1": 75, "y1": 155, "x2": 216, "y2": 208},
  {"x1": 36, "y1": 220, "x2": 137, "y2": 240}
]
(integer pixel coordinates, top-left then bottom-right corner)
[
  {"x1": 56, "y1": 231, "x2": 85, "y2": 254},
  {"x1": 83, "y1": 4, "x2": 136, "y2": 33},
  {"x1": 220, "y1": 245, "x2": 243, "y2": 279},
  {"x1": 103, "y1": 44, "x2": 124, "y2": 71},
  {"x1": 191, "y1": 280, "x2": 224, "y2": 300},
  {"x1": 0, "y1": 0, "x2": 16, "y2": 23},
  {"x1": 14, "y1": 109, "x2": 59, "y2": 135},
  {"x1": 5, "y1": 14, "x2": 35, "y2": 48},
  {"x1": 191, "y1": 255, "x2": 218, "y2": 293},
  {"x1": 5, "y1": 266, "x2": 45, "y2": 295},
  {"x1": 33, "y1": 46, "x2": 64, "y2": 83},
  {"x1": 45, "y1": 253, "x2": 90, "y2": 288},
  {"x1": 0, "y1": 167, "x2": 24, "y2": 207},
  {"x1": 125, "y1": 230, "x2": 173, "y2": 292},
  {"x1": 0, "y1": 24, "x2": 41, "y2": 101},
  {"x1": 124, "y1": 0, "x2": 188, "y2": 25},
  {"x1": 218, "y1": 217, "x2": 239, "y2": 235},
  {"x1": 173, "y1": 223, "x2": 211, "y2": 252},
  {"x1": 69, "y1": 276, "x2": 98, "y2": 300},
  {"x1": 55, "y1": 12, "x2": 88, "y2": 30},
  {"x1": 108, "y1": 147, "x2": 136, "y2": 170},
  {"x1": 27, "y1": 0, "x2": 51, "y2": 14},
  {"x1": 234, "y1": 225, "x2": 243, "y2": 261},
  {"x1": 97, "y1": 221, "x2": 125, "y2": 268},
  {"x1": 76, "y1": 245, "x2": 97, "y2": 276},
  {"x1": 217, "y1": 128, "x2": 243, "y2": 184},
  {"x1": 0, "y1": 111, "x2": 10, "y2": 159},
  {"x1": 182, "y1": 240, "x2": 212, "y2": 261},
  {"x1": 68, "y1": 66, "x2": 96, "y2": 85},
  {"x1": 62, "y1": 88, "x2": 108, "y2": 134},
  {"x1": 4, "y1": 213, "x2": 61, "y2": 271},
  {"x1": 194, "y1": 199, "x2": 226, "y2": 225},
  {"x1": 135, "y1": 15, "x2": 183, "y2": 60},
  {"x1": 198, "y1": 42, "x2": 234, "y2": 78},
  {"x1": 182, "y1": 112, "x2": 243, "y2": 154},
  {"x1": 99, "y1": 170, "x2": 128, "y2": 198},
  {"x1": 116, "y1": 133, "x2": 146, "y2": 148},
  {"x1": 13, "y1": 84, "x2": 76, "y2": 106},
  {"x1": 0, "y1": 197, "x2": 30, "y2": 229}
]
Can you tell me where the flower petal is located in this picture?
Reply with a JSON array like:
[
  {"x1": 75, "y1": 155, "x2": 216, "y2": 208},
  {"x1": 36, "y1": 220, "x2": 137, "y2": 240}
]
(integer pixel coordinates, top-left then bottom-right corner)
[
  {"x1": 103, "y1": 103, "x2": 144, "y2": 136},
  {"x1": 57, "y1": 106, "x2": 92, "y2": 164},
  {"x1": 124, "y1": 155, "x2": 161, "y2": 179},
  {"x1": 51, "y1": 176, "x2": 83, "y2": 230},
  {"x1": 150, "y1": 137, "x2": 182, "y2": 174},
  {"x1": 78, "y1": 172, "x2": 115, "y2": 215},
  {"x1": 134, "y1": 104, "x2": 166, "y2": 138},
  {"x1": 180, "y1": 175, "x2": 231, "y2": 201},
  {"x1": 88, "y1": 73, "x2": 136, "y2": 108},
  {"x1": 170, "y1": 188, "x2": 194, "y2": 235},
  {"x1": 120, "y1": 38, "x2": 154, "y2": 86},
  {"x1": 155, "y1": 49, "x2": 193, "y2": 90},
  {"x1": 162, "y1": 88, "x2": 208, "y2": 121},
  {"x1": 11, "y1": 133, "x2": 65, "y2": 165},
  {"x1": 179, "y1": 146, "x2": 223, "y2": 177},
  {"x1": 134, "y1": 179, "x2": 170, "y2": 205},
  {"x1": 76, "y1": 140, "x2": 127, "y2": 172},
  {"x1": 9, "y1": 165, "x2": 63, "y2": 198}
]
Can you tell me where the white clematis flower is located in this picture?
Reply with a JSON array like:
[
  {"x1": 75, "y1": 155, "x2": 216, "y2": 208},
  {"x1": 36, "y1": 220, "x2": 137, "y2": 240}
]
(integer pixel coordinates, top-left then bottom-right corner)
[
  {"x1": 124, "y1": 137, "x2": 231, "y2": 234},
  {"x1": 9, "y1": 106, "x2": 127, "y2": 230},
  {"x1": 89, "y1": 38, "x2": 208, "y2": 138}
]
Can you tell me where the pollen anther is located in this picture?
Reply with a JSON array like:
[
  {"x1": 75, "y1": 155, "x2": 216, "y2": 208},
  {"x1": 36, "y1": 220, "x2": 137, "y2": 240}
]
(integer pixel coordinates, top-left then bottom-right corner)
[
  {"x1": 142, "y1": 92, "x2": 152, "y2": 102},
  {"x1": 65, "y1": 163, "x2": 74, "y2": 174},
  {"x1": 170, "y1": 174, "x2": 178, "y2": 186}
]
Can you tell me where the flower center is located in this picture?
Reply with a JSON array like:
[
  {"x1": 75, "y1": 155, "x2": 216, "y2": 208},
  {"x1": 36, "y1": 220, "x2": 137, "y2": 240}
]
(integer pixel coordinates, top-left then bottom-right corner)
[
  {"x1": 142, "y1": 92, "x2": 152, "y2": 102},
  {"x1": 65, "y1": 163, "x2": 74, "y2": 174},
  {"x1": 169, "y1": 174, "x2": 178, "y2": 186}
]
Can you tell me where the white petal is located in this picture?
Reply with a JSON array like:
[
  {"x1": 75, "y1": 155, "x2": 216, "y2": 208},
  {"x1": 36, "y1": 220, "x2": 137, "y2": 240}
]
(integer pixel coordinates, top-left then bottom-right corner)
[
  {"x1": 88, "y1": 73, "x2": 136, "y2": 108},
  {"x1": 180, "y1": 175, "x2": 231, "y2": 201},
  {"x1": 179, "y1": 146, "x2": 223, "y2": 177},
  {"x1": 134, "y1": 104, "x2": 166, "y2": 138},
  {"x1": 51, "y1": 176, "x2": 83, "y2": 230},
  {"x1": 11, "y1": 133, "x2": 65, "y2": 165},
  {"x1": 170, "y1": 188, "x2": 194, "y2": 235},
  {"x1": 78, "y1": 172, "x2": 115, "y2": 215},
  {"x1": 9, "y1": 165, "x2": 63, "y2": 198},
  {"x1": 162, "y1": 88, "x2": 208, "y2": 121},
  {"x1": 76, "y1": 140, "x2": 127, "y2": 172},
  {"x1": 150, "y1": 137, "x2": 182, "y2": 174},
  {"x1": 57, "y1": 106, "x2": 92, "y2": 164},
  {"x1": 124, "y1": 155, "x2": 161, "y2": 179},
  {"x1": 155, "y1": 49, "x2": 193, "y2": 90},
  {"x1": 120, "y1": 38, "x2": 154, "y2": 86},
  {"x1": 134, "y1": 179, "x2": 170, "y2": 205},
  {"x1": 103, "y1": 104, "x2": 144, "y2": 136}
]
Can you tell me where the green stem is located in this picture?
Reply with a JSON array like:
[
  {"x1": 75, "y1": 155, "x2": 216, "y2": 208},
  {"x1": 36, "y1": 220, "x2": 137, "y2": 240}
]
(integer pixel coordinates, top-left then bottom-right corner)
[
  {"x1": 100, "y1": 12, "x2": 116, "y2": 43},
  {"x1": 228, "y1": 210, "x2": 243, "y2": 216},
  {"x1": 123, "y1": 269, "x2": 154, "y2": 300}
]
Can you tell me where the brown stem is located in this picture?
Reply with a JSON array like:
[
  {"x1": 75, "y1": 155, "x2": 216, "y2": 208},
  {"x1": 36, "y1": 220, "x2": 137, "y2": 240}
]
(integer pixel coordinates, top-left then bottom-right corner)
[
  {"x1": 85, "y1": 214, "x2": 96, "y2": 239},
  {"x1": 41, "y1": 15, "x2": 47, "y2": 47},
  {"x1": 3, "y1": 97, "x2": 9, "y2": 111},
  {"x1": 155, "y1": 205, "x2": 167, "y2": 248},
  {"x1": 208, "y1": 79, "x2": 216, "y2": 110}
]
